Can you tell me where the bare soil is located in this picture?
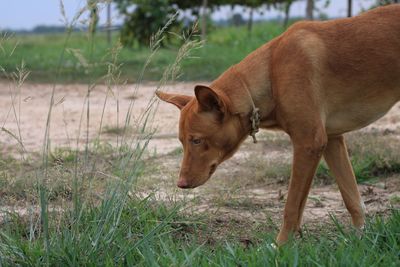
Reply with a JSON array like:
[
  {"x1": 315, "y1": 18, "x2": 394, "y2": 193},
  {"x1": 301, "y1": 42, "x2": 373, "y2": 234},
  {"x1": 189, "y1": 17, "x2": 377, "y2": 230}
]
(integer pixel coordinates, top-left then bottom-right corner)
[
  {"x1": 1, "y1": 81, "x2": 399, "y2": 230},
  {"x1": 0, "y1": 81, "x2": 192, "y2": 155}
]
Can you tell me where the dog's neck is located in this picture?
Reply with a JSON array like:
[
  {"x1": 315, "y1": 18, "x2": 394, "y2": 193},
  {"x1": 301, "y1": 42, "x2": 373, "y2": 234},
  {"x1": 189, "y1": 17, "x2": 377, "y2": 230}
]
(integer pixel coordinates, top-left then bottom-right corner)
[
  {"x1": 210, "y1": 46, "x2": 277, "y2": 138},
  {"x1": 228, "y1": 66, "x2": 261, "y2": 143}
]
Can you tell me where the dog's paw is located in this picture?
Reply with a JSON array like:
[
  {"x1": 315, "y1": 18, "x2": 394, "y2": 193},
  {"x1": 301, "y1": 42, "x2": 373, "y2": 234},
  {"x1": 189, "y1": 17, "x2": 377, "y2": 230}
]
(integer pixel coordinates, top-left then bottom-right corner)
[
  {"x1": 257, "y1": 242, "x2": 278, "y2": 252},
  {"x1": 269, "y1": 243, "x2": 278, "y2": 250},
  {"x1": 354, "y1": 224, "x2": 366, "y2": 239}
]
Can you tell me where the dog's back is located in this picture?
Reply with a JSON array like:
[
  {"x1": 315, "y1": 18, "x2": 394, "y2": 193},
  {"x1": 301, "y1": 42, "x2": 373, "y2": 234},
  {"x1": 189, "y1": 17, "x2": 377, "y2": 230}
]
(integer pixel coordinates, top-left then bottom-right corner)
[
  {"x1": 301, "y1": 4, "x2": 400, "y2": 87},
  {"x1": 265, "y1": 4, "x2": 400, "y2": 134}
]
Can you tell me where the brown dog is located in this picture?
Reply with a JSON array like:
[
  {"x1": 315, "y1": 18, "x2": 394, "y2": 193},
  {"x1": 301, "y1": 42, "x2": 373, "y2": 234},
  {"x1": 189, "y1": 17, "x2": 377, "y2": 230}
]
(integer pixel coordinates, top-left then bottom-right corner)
[{"x1": 156, "y1": 4, "x2": 400, "y2": 244}]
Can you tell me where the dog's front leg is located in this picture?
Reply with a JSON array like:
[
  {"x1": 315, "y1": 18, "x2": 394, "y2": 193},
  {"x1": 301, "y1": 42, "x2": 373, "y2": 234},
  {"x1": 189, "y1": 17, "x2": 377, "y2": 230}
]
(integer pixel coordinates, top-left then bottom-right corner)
[
  {"x1": 276, "y1": 130, "x2": 327, "y2": 244},
  {"x1": 323, "y1": 135, "x2": 365, "y2": 228}
]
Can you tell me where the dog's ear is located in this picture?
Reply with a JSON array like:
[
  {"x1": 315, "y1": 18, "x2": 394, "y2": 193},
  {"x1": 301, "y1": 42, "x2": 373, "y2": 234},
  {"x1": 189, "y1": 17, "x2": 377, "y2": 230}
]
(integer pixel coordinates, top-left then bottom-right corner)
[
  {"x1": 194, "y1": 85, "x2": 226, "y2": 114},
  {"x1": 156, "y1": 91, "x2": 192, "y2": 110}
]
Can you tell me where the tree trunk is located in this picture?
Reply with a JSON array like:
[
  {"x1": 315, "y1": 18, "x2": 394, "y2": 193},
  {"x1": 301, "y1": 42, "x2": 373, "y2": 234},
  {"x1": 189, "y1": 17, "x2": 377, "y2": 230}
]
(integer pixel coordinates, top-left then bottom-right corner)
[
  {"x1": 283, "y1": 2, "x2": 292, "y2": 28},
  {"x1": 107, "y1": 3, "x2": 111, "y2": 45},
  {"x1": 306, "y1": 0, "x2": 314, "y2": 20},
  {"x1": 201, "y1": 0, "x2": 208, "y2": 41},
  {"x1": 347, "y1": 0, "x2": 352, "y2": 17},
  {"x1": 247, "y1": 7, "x2": 254, "y2": 36}
]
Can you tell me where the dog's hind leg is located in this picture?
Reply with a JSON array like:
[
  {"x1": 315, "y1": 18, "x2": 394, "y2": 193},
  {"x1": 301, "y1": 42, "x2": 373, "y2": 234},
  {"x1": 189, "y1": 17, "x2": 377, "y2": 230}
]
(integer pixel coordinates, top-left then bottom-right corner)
[
  {"x1": 323, "y1": 135, "x2": 365, "y2": 228},
  {"x1": 276, "y1": 124, "x2": 327, "y2": 244}
]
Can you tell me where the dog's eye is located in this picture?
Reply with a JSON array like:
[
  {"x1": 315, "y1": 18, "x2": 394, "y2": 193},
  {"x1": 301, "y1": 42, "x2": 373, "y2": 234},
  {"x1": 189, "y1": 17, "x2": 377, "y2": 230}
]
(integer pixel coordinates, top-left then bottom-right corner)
[{"x1": 191, "y1": 139, "x2": 202, "y2": 145}]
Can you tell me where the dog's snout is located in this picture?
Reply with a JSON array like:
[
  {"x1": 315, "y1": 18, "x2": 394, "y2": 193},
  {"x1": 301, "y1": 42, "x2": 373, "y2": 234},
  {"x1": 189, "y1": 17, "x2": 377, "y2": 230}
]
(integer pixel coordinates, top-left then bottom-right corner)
[{"x1": 177, "y1": 179, "x2": 191, "y2": 189}]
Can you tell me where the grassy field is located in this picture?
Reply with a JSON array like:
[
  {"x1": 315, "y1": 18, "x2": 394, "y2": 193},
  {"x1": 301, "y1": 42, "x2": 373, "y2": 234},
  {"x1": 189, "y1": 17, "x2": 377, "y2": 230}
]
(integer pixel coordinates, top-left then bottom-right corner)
[
  {"x1": 0, "y1": 22, "x2": 283, "y2": 83},
  {"x1": 1, "y1": 13, "x2": 400, "y2": 266},
  {"x1": 1, "y1": 138, "x2": 399, "y2": 266}
]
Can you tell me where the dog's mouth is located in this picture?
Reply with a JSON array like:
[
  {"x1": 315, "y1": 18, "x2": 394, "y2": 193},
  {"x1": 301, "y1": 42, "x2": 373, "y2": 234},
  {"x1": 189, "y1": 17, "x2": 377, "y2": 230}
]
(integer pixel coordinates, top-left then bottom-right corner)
[
  {"x1": 209, "y1": 163, "x2": 217, "y2": 177},
  {"x1": 178, "y1": 163, "x2": 219, "y2": 189}
]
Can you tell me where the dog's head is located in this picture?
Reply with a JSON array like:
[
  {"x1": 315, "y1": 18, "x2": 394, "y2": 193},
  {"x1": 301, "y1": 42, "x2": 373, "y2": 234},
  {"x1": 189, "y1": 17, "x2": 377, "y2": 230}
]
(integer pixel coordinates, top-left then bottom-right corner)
[{"x1": 156, "y1": 85, "x2": 247, "y2": 188}]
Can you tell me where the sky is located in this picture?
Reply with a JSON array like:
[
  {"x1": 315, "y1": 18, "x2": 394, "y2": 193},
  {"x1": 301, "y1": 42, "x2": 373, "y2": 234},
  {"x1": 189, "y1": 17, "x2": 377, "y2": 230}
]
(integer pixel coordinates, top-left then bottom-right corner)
[{"x1": 0, "y1": 0, "x2": 376, "y2": 30}]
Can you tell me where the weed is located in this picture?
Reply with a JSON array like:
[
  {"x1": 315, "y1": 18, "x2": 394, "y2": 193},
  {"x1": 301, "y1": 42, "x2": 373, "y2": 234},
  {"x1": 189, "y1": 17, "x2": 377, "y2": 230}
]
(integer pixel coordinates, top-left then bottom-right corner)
[
  {"x1": 167, "y1": 146, "x2": 183, "y2": 156},
  {"x1": 347, "y1": 133, "x2": 400, "y2": 183},
  {"x1": 102, "y1": 125, "x2": 132, "y2": 135},
  {"x1": 315, "y1": 161, "x2": 332, "y2": 185},
  {"x1": 390, "y1": 195, "x2": 400, "y2": 205},
  {"x1": 314, "y1": 133, "x2": 400, "y2": 184},
  {"x1": 50, "y1": 147, "x2": 76, "y2": 164}
]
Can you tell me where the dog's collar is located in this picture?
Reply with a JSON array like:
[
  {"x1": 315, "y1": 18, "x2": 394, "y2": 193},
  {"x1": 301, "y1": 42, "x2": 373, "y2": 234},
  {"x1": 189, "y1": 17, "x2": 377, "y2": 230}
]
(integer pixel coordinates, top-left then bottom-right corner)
[
  {"x1": 249, "y1": 107, "x2": 260, "y2": 143},
  {"x1": 230, "y1": 66, "x2": 260, "y2": 143}
]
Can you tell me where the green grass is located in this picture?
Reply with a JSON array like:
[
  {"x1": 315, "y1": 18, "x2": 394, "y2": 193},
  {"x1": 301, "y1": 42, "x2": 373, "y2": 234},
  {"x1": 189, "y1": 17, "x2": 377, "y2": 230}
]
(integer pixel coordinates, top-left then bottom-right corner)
[
  {"x1": 2, "y1": 130, "x2": 399, "y2": 265},
  {"x1": 1, "y1": 195, "x2": 399, "y2": 266},
  {"x1": 0, "y1": 22, "x2": 284, "y2": 83}
]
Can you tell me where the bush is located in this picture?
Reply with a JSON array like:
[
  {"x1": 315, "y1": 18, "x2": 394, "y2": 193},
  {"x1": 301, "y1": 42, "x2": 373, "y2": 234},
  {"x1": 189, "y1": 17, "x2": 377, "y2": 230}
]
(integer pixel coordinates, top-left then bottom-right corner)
[{"x1": 119, "y1": 0, "x2": 182, "y2": 47}]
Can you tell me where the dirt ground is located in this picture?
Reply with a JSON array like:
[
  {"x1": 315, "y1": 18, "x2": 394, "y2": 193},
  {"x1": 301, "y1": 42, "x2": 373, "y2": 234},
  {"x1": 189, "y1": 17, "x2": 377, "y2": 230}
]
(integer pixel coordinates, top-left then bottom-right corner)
[
  {"x1": 1, "y1": 81, "x2": 399, "y2": 229},
  {"x1": 0, "y1": 81, "x2": 190, "y2": 155}
]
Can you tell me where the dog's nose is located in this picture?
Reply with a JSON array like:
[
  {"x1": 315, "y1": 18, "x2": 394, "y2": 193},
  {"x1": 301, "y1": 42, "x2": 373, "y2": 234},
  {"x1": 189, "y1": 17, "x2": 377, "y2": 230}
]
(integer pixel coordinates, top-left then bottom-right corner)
[{"x1": 177, "y1": 179, "x2": 191, "y2": 189}]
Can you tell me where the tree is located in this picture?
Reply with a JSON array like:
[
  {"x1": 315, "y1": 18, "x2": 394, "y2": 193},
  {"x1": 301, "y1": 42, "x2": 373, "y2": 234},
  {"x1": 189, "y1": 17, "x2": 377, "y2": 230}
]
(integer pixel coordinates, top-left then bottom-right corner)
[
  {"x1": 115, "y1": 0, "x2": 181, "y2": 46},
  {"x1": 348, "y1": 0, "x2": 352, "y2": 17},
  {"x1": 377, "y1": 0, "x2": 399, "y2": 4},
  {"x1": 306, "y1": 0, "x2": 314, "y2": 20},
  {"x1": 115, "y1": 0, "x2": 215, "y2": 46},
  {"x1": 107, "y1": 2, "x2": 112, "y2": 45},
  {"x1": 201, "y1": 0, "x2": 208, "y2": 41},
  {"x1": 280, "y1": 0, "x2": 295, "y2": 28},
  {"x1": 174, "y1": 0, "x2": 235, "y2": 40},
  {"x1": 231, "y1": 13, "x2": 246, "y2": 26},
  {"x1": 114, "y1": 0, "x2": 288, "y2": 45},
  {"x1": 369, "y1": 0, "x2": 399, "y2": 8},
  {"x1": 228, "y1": 0, "x2": 287, "y2": 34}
]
